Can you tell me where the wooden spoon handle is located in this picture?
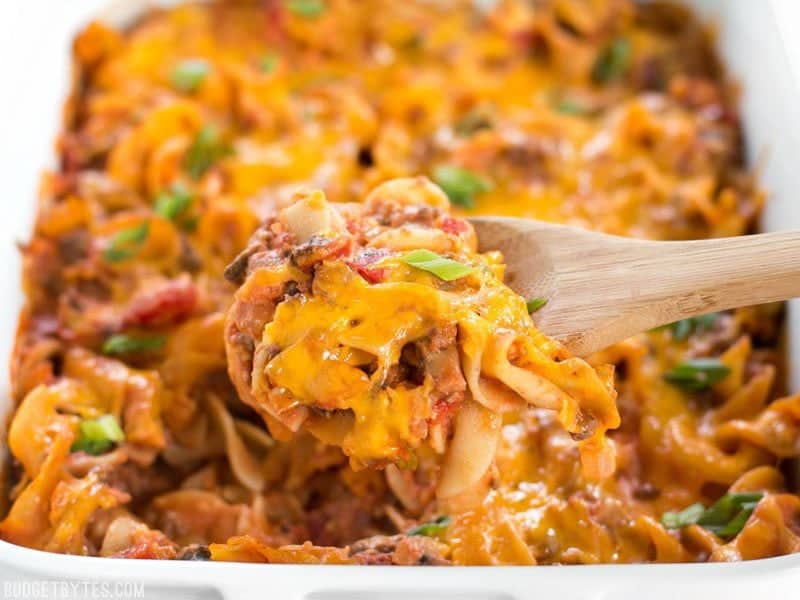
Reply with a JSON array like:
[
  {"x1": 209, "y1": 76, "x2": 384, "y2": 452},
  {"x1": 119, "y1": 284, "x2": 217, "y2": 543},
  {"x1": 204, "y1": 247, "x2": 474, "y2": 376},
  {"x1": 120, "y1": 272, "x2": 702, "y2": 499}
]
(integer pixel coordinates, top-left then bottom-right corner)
[
  {"x1": 643, "y1": 230, "x2": 800, "y2": 315},
  {"x1": 541, "y1": 230, "x2": 800, "y2": 355}
]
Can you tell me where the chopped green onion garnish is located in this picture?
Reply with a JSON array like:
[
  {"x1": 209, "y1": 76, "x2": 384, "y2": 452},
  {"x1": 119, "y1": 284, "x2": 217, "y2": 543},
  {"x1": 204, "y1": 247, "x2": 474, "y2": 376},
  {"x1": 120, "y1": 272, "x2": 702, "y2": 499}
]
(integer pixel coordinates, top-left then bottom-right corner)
[
  {"x1": 170, "y1": 59, "x2": 210, "y2": 93},
  {"x1": 181, "y1": 215, "x2": 200, "y2": 233},
  {"x1": 102, "y1": 333, "x2": 166, "y2": 356},
  {"x1": 184, "y1": 126, "x2": 231, "y2": 180},
  {"x1": 260, "y1": 53, "x2": 279, "y2": 74},
  {"x1": 433, "y1": 165, "x2": 493, "y2": 209},
  {"x1": 454, "y1": 110, "x2": 492, "y2": 136},
  {"x1": 555, "y1": 99, "x2": 589, "y2": 115},
  {"x1": 661, "y1": 492, "x2": 763, "y2": 539},
  {"x1": 154, "y1": 182, "x2": 193, "y2": 223},
  {"x1": 71, "y1": 414, "x2": 125, "y2": 455},
  {"x1": 698, "y1": 492, "x2": 763, "y2": 536},
  {"x1": 659, "y1": 313, "x2": 718, "y2": 342},
  {"x1": 592, "y1": 38, "x2": 631, "y2": 83},
  {"x1": 661, "y1": 502, "x2": 705, "y2": 530},
  {"x1": 286, "y1": 0, "x2": 325, "y2": 18},
  {"x1": 407, "y1": 515, "x2": 451, "y2": 537},
  {"x1": 526, "y1": 297, "x2": 548, "y2": 313},
  {"x1": 395, "y1": 452, "x2": 419, "y2": 471},
  {"x1": 663, "y1": 358, "x2": 730, "y2": 392},
  {"x1": 103, "y1": 222, "x2": 149, "y2": 262},
  {"x1": 400, "y1": 249, "x2": 474, "y2": 281}
]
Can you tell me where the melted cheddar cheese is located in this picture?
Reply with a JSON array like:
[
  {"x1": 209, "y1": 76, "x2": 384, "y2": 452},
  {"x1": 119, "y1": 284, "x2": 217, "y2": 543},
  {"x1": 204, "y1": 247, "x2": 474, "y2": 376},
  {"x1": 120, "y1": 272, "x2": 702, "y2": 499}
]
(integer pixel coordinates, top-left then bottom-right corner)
[{"x1": 226, "y1": 179, "x2": 619, "y2": 495}]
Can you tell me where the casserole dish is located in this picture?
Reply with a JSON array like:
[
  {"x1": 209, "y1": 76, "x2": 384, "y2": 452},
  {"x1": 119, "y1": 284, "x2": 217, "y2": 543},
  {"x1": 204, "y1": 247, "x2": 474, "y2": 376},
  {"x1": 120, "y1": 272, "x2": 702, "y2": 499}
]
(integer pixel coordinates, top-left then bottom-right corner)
[{"x1": 1, "y1": 0, "x2": 800, "y2": 597}]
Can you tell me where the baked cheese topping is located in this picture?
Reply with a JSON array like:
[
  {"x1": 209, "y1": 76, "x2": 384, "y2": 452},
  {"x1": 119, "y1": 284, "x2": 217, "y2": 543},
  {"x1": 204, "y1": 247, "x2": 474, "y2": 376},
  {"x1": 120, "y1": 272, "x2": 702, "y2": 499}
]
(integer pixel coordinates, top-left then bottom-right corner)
[
  {"x1": 3, "y1": 0, "x2": 798, "y2": 566},
  {"x1": 225, "y1": 178, "x2": 619, "y2": 499}
]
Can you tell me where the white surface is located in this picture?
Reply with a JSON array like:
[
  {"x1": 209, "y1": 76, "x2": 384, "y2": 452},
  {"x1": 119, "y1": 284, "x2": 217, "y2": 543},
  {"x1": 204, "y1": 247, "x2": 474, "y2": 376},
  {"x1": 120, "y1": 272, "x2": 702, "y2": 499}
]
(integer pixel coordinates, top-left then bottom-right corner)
[{"x1": 1, "y1": 1, "x2": 800, "y2": 598}]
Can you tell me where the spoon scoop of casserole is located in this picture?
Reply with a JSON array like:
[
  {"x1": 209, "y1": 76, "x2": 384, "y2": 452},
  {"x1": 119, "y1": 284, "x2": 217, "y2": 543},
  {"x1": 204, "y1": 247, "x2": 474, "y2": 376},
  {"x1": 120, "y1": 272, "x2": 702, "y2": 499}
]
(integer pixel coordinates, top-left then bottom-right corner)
[{"x1": 223, "y1": 177, "x2": 620, "y2": 501}]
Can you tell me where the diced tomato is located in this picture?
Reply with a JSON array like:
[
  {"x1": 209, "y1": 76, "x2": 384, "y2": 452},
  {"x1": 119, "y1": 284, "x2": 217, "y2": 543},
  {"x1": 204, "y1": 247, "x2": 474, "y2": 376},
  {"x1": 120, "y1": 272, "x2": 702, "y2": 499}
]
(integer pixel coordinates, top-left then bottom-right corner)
[
  {"x1": 112, "y1": 539, "x2": 176, "y2": 560},
  {"x1": 264, "y1": 0, "x2": 286, "y2": 44},
  {"x1": 121, "y1": 278, "x2": 198, "y2": 328},
  {"x1": 291, "y1": 235, "x2": 354, "y2": 270},
  {"x1": 345, "y1": 217, "x2": 366, "y2": 237},
  {"x1": 431, "y1": 396, "x2": 462, "y2": 427},
  {"x1": 347, "y1": 248, "x2": 391, "y2": 284},
  {"x1": 510, "y1": 30, "x2": 535, "y2": 51},
  {"x1": 49, "y1": 172, "x2": 77, "y2": 198},
  {"x1": 351, "y1": 264, "x2": 387, "y2": 284},
  {"x1": 440, "y1": 217, "x2": 469, "y2": 235},
  {"x1": 326, "y1": 236, "x2": 354, "y2": 261}
]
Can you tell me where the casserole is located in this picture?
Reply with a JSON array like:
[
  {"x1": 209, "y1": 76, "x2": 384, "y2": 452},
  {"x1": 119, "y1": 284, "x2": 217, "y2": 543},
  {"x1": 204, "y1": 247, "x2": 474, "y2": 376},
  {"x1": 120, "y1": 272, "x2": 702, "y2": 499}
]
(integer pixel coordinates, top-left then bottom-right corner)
[{"x1": 1, "y1": 0, "x2": 800, "y2": 597}]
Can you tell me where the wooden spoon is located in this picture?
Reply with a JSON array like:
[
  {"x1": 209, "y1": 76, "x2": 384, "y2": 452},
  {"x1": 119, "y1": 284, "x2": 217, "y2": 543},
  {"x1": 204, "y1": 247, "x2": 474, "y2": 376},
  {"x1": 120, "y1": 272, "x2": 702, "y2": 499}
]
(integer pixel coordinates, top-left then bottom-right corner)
[{"x1": 469, "y1": 216, "x2": 800, "y2": 356}]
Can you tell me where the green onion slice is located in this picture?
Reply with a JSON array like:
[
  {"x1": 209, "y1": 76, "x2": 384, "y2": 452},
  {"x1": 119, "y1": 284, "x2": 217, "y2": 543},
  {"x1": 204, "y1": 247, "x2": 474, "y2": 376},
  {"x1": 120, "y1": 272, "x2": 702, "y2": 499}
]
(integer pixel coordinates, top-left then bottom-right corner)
[
  {"x1": 526, "y1": 297, "x2": 548, "y2": 314},
  {"x1": 102, "y1": 333, "x2": 166, "y2": 356},
  {"x1": 661, "y1": 502, "x2": 705, "y2": 530},
  {"x1": 663, "y1": 358, "x2": 730, "y2": 392},
  {"x1": 407, "y1": 515, "x2": 451, "y2": 537},
  {"x1": 286, "y1": 0, "x2": 325, "y2": 18},
  {"x1": 659, "y1": 313, "x2": 718, "y2": 342},
  {"x1": 661, "y1": 492, "x2": 763, "y2": 539},
  {"x1": 400, "y1": 249, "x2": 474, "y2": 281},
  {"x1": 592, "y1": 38, "x2": 631, "y2": 83},
  {"x1": 171, "y1": 59, "x2": 210, "y2": 93},
  {"x1": 71, "y1": 414, "x2": 125, "y2": 455},
  {"x1": 184, "y1": 126, "x2": 231, "y2": 180},
  {"x1": 433, "y1": 165, "x2": 493, "y2": 209},
  {"x1": 454, "y1": 110, "x2": 492, "y2": 136},
  {"x1": 554, "y1": 98, "x2": 591, "y2": 116},
  {"x1": 260, "y1": 53, "x2": 279, "y2": 74},
  {"x1": 154, "y1": 182, "x2": 193, "y2": 223},
  {"x1": 103, "y1": 222, "x2": 149, "y2": 262}
]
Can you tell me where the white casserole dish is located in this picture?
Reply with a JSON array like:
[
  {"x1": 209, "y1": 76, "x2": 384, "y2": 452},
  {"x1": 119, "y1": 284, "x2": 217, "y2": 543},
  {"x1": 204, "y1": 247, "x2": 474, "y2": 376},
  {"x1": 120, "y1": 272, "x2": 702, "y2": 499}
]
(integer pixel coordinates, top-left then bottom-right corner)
[{"x1": 1, "y1": 1, "x2": 799, "y2": 598}]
